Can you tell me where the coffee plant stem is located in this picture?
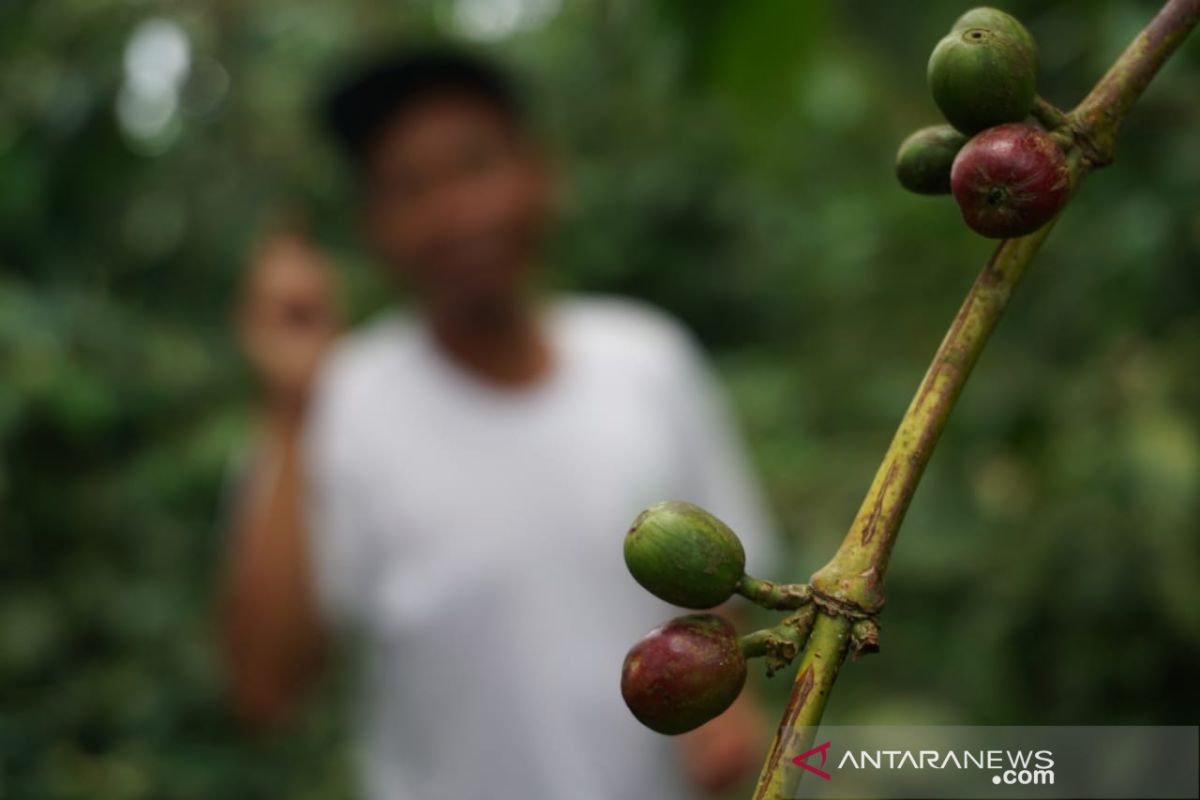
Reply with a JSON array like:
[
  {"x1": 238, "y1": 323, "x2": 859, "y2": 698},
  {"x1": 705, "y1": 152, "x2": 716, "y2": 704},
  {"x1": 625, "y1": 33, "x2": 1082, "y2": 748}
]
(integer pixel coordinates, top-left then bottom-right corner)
[{"x1": 753, "y1": 2, "x2": 1199, "y2": 797}]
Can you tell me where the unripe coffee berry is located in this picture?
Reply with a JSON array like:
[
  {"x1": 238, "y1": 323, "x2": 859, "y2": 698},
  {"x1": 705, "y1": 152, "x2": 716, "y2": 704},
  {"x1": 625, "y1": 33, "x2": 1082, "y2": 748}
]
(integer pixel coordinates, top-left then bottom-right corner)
[
  {"x1": 927, "y1": 20, "x2": 1038, "y2": 134},
  {"x1": 952, "y1": 7, "x2": 1038, "y2": 69},
  {"x1": 620, "y1": 614, "x2": 747, "y2": 735},
  {"x1": 895, "y1": 125, "x2": 969, "y2": 195},
  {"x1": 624, "y1": 501, "x2": 745, "y2": 609},
  {"x1": 950, "y1": 122, "x2": 1070, "y2": 238}
]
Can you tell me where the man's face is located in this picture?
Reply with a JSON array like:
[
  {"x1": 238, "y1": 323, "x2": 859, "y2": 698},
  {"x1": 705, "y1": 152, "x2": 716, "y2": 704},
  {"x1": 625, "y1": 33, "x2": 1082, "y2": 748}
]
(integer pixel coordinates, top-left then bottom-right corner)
[{"x1": 362, "y1": 93, "x2": 550, "y2": 320}]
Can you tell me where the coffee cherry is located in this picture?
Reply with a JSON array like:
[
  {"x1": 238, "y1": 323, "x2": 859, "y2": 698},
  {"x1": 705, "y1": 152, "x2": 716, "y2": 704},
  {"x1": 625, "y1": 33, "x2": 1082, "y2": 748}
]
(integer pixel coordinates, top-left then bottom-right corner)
[
  {"x1": 927, "y1": 22, "x2": 1037, "y2": 134},
  {"x1": 895, "y1": 125, "x2": 969, "y2": 195},
  {"x1": 624, "y1": 501, "x2": 745, "y2": 609},
  {"x1": 952, "y1": 7, "x2": 1038, "y2": 69},
  {"x1": 950, "y1": 122, "x2": 1070, "y2": 238},
  {"x1": 621, "y1": 614, "x2": 747, "y2": 735}
]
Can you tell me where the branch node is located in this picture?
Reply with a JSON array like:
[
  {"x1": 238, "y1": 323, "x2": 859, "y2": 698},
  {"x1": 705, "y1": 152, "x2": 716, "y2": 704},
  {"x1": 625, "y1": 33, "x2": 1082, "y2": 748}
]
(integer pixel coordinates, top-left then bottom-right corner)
[
  {"x1": 808, "y1": 586, "x2": 881, "y2": 621},
  {"x1": 1066, "y1": 116, "x2": 1116, "y2": 168},
  {"x1": 850, "y1": 618, "x2": 881, "y2": 659}
]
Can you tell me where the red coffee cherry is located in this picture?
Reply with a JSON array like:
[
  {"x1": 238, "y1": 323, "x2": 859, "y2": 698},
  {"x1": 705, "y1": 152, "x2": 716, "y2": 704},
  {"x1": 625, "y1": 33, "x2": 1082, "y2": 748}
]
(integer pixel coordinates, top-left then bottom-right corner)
[
  {"x1": 950, "y1": 122, "x2": 1070, "y2": 238},
  {"x1": 620, "y1": 614, "x2": 746, "y2": 735}
]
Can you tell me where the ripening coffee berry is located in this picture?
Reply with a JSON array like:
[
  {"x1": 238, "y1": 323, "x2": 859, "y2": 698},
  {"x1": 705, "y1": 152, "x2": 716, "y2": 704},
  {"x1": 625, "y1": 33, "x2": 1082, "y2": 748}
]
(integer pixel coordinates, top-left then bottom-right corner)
[
  {"x1": 952, "y1": 7, "x2": 1038, "y2": 70},
  {"x1": 927, "y1": 21, "x2": 1038, "y2": 134},
  {"x1": 620, "y1": 614, "x2": 747, "y2": 735},
  {"x1": 895, "y1": 125, "x2": 969, "y2": 194},
  {"x1": 950, "y1": 122, "x2": 1070, "y2": 238},
  {"x1": 623, "y1": 501, "x2": 745, "y2": 609}
]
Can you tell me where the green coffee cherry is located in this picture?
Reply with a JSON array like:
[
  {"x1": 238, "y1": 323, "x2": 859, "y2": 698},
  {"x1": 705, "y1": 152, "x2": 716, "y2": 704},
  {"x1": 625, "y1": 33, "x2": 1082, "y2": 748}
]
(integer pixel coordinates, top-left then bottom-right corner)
[
  {"x1": 621, "y1": 614, "x2": 747, "y2": 735},
  {"x1": 952, "y1": 7, "x2": 1038, "y2": 69},
  {"x1": 895, "y1": 124, "x2": 969, "y2": 195},
  {"x1": 927, "y1": 22, "x2": 1038, "y2": 134},
  {"x1": 624, "y1": 501, "x2": 745, "y2": 609}
]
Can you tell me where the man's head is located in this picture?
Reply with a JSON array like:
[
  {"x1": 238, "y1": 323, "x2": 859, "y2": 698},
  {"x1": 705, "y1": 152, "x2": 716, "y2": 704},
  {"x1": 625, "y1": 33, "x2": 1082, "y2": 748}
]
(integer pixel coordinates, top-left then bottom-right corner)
[{"x1": 323, "y1": 49, "x2": 550, "y2": 322}]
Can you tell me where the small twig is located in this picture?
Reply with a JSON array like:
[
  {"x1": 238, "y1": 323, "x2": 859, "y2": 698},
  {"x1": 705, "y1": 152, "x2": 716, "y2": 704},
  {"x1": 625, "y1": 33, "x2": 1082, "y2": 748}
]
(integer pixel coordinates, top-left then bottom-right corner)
[
  {"x1": 740, "y1": 606, "x2": 817, "y2": 676},
  {"x1": 1031, "y1": 95, "x2": 1070, "y2": 131},
  {"x1": 737, "y1": 575, "x2": 811, "y2": 610}
]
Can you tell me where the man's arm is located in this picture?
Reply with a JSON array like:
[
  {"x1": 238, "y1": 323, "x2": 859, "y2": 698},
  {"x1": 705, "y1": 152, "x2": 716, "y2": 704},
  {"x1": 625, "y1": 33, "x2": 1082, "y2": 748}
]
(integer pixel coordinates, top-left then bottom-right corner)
[
  {"x1": 219, "y1": 232, "x2": 338, "y2": 729},
  {"x1": 221, "y1": 410, "x2": 325, "y2": 728}
]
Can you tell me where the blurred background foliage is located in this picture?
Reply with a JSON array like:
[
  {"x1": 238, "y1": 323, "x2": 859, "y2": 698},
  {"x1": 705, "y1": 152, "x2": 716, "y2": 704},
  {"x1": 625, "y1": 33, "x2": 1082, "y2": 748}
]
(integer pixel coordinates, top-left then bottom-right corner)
[{"x1": 1, "y1": 0, "x2": 1198, "y2": 797}]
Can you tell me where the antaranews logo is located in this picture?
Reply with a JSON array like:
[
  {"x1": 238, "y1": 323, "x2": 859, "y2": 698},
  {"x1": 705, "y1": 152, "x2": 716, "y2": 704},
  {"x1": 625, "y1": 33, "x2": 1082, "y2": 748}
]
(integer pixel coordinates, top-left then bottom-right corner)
[
  {"x1": 792, "y1": 741, "x2": 833, "y2": 781},
  {"x1": 793, "y1": 741, "x2": 1056, "y2": 787}
]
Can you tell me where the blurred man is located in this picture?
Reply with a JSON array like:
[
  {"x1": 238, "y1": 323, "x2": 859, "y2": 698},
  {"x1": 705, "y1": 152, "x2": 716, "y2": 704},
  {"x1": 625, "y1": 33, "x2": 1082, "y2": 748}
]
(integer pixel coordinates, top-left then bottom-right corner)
[{"x1": 222, "y1": 48, "x2": 778, "y2": 800}]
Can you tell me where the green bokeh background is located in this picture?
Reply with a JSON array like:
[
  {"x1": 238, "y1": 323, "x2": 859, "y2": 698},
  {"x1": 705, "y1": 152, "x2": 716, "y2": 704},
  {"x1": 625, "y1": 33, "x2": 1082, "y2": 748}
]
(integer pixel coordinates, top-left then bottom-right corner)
[{"x1": 2, "y1": 0, "x2": 1198, "y2": 797}]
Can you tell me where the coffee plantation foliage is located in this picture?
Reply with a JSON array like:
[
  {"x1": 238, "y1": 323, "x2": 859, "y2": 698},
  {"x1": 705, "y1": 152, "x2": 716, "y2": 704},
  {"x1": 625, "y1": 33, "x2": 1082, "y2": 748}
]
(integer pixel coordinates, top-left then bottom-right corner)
[{"x1": 1, "y1": 0, "x2": 1197, "y2": 797}]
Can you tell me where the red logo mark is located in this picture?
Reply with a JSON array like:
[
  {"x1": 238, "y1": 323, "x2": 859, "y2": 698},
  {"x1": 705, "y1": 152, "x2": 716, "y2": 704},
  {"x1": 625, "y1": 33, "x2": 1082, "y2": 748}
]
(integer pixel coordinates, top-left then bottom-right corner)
[{"x1": 792, "y1": 741, "x2": 832, "y2": 780}]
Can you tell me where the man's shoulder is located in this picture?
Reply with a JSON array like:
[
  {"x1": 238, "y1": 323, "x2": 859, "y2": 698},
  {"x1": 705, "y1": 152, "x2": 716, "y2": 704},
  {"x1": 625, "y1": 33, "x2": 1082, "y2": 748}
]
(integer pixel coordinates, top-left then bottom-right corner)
[
  {"x1": 312, "y1": 311, "x2": 418, "y2": 418},
  {"x1": 556, "y1": 295, "x2": 697, "y2": 368}
]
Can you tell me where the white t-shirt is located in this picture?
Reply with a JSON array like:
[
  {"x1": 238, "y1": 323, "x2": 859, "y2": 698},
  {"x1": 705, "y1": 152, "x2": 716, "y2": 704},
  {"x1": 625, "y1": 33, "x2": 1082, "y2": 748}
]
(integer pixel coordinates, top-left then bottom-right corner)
[{"x1": 305, "y1": 295, "x2": 777, "y2": 800}]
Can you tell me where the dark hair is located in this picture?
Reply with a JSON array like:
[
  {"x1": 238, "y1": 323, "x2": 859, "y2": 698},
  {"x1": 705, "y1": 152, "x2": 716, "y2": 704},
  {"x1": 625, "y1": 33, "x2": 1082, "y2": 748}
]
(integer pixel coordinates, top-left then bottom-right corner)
[{"x1": 320, "y1": 46, "x2": 526, "y2": 165}]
